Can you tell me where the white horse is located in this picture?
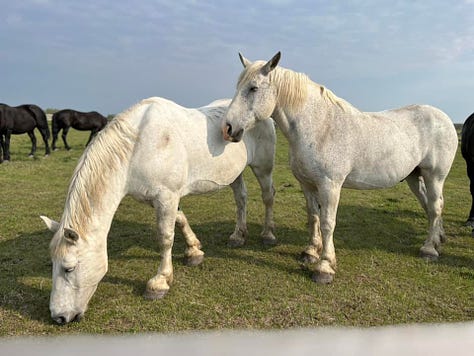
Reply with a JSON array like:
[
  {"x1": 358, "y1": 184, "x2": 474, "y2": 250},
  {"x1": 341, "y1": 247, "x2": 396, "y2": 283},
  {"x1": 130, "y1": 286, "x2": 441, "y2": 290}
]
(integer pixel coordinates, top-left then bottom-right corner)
[
  {"x1": 40, "y1": 97, "x2": 277, "y2": 324},
  {"x1": 223, "y1": 52, "x2": 458, "y2": 284}
]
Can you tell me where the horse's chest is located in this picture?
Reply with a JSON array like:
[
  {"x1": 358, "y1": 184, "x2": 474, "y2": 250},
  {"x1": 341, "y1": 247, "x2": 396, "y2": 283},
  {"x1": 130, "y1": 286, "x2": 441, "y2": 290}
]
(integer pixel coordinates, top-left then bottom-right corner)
[{"x1": 288, "y1": 146, "x2": 327, "y2": 184}]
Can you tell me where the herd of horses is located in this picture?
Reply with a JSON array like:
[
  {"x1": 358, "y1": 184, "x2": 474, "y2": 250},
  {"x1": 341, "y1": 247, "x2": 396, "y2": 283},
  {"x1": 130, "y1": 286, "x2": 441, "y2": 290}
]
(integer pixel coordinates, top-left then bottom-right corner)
[
  {"x1": 2, "y1": 52, "x2": 473, "y2": 325},
  {"x1": 0, "y1": 104, "x2": 108, "y2": 162}
]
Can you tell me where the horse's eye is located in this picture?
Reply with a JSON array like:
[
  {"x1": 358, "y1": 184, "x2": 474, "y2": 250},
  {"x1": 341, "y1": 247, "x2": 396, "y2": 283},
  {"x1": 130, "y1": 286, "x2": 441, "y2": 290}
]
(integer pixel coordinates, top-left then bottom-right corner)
[
  {"x1": 250, "y1": 86, "x2": 258, "y2": 92},
  {"x1": 64, "y1": 267, "x2": 76, "y2": 273}
]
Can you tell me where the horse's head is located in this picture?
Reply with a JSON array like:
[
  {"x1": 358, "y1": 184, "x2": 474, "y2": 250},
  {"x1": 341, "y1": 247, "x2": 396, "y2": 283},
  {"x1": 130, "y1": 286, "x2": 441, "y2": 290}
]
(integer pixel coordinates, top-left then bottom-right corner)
[
  {"x1": 222, "y1": 51, "x2": 281, "y2": 142},
  {"x1": 41, "y1": 216, "x2": 107, "y2": 325}
]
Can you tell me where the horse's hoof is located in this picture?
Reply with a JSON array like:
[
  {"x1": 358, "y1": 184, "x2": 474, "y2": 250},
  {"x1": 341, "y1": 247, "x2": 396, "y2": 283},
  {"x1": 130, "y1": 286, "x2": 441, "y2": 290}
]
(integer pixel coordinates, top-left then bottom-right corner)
[
  {"x1": 421, "y1": 254, "x2": 439, "y2": 262},
  {"x1": 228, "y1": 237, "x2": 245, "y2": 248},
  {"x1": 28, "y1": 154, "x2": 34, "y2": 158},
  {"x1": 184, "y1": 254, "x2": 204, "y2": 267},
  {"x1": 300, "y1": 251, "x2": 319, "y2": 264},
  {"x1": 312, "y1": 271, "x2": 334, "y2": 284},
  {"x1": 420, "y1": 246, "x2": 439, "y2": 261},
  {"x1": 262, "y1": 237, "x2": 277, "y2": 247},
  {"x1": 465, "y1": 219, "x2": 474, "y2": 228},
  {"x1": 144, "y1": 289, "x2": 168, "y2": 300}
]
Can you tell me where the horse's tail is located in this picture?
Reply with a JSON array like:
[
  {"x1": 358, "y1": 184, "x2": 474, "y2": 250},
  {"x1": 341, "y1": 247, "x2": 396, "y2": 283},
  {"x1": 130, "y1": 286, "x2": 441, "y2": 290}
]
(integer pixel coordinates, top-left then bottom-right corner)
[
  {"x1": 26, "y1": 105, "x2": 51, "y2": 139},
  {"x1": 51, "y1": 111, "x2": 61, "y2": 137}
]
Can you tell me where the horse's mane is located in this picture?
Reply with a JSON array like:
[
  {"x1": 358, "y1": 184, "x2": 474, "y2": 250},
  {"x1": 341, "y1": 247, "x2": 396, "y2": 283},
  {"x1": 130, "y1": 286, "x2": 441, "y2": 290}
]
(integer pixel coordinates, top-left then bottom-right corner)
[
  {"x1": 50, "y1": 104, "x2": 139, "y2": 257},
  {"x1": 238, "y1": 62, "x2": 355, "y2": 113}
]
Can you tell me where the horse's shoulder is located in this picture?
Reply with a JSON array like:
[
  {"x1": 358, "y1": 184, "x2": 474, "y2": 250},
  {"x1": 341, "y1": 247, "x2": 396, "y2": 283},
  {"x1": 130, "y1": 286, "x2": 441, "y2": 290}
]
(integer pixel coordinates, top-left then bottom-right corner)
[{"x1": 196, "y1": 100, "x2": 229, "y2": 122}]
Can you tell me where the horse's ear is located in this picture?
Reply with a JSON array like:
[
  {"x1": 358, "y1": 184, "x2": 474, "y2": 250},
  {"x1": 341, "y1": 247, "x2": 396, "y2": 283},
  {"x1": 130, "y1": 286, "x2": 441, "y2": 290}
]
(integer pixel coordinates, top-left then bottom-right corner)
[
  {"x1": 239, "y1": 52, "x2": 252, "y2": 68},
  {"x1": 40, "y1": 215, "x2": 60, "y2": 233},
  {"x1": 64, "y1": 228, "x2": 80, "y2": 243},
  {"x1": 261, "y1": 51, "x2": 281, "y2": 76}
]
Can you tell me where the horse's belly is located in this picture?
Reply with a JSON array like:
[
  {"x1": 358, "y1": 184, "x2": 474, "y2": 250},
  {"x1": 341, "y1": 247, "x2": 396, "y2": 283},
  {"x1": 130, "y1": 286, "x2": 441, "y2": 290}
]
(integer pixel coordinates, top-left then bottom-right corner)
[
  {"x1": 184, "y1": 143, "x2": 248, "y2": 195},
  {"x1": 343, "y1": 168, "x2": 410, "y2": 189},
  {"x1": 185, "y1": 179, "x2": 230, "y2": 195},
  {"x1": 185, "y1": 159, "x2": 247, "y2": 195}
]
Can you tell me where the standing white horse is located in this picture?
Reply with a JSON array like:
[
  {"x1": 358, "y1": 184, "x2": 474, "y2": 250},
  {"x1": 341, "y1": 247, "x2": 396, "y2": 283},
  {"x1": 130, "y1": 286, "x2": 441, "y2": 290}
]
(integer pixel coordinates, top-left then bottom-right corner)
[
  {"x1": 223, "y1": 52, "x2": 458, "y2": 284},
  {"x1": 41, "y1": 97, "x2": 276, "y2": 324}
]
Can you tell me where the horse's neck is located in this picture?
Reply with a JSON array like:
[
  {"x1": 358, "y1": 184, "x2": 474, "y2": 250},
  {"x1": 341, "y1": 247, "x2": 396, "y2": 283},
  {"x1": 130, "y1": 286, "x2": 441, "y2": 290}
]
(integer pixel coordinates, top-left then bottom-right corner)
[
  {"x1": 271, "y1": 84, "x2": 356, "y2": 141},
  {"x1": 63, "y1": 164, "x2": 129, "y2": 241}
]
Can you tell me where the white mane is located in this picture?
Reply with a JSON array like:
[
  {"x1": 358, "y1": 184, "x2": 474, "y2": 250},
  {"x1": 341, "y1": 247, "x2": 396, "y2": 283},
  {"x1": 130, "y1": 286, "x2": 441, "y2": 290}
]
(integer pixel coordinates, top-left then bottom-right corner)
[
  {"x1": 51, "y1": 105, "x2": 139, "y2": 256},
  {"x1": 238, "y1": 62, "x2": 356, "y2": 114}
]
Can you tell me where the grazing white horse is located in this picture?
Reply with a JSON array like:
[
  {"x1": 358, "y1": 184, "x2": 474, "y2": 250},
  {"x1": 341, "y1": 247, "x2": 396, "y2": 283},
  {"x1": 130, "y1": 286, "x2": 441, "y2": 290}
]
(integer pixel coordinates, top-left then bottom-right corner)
[
  {"x1": 41, "y1": 97, "x2": 277, "y2": 324},
  {"x1": 223, "y1": 52, "x2": 458, "y2": 284}
]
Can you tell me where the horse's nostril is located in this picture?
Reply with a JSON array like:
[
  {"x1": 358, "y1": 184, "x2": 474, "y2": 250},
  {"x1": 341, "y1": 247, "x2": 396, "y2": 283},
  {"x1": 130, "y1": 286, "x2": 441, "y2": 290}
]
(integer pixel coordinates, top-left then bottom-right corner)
[
  {"x1": 234, "y1": 128, "x2": 244, "y2": 142},
  {"x1": 226, "y1": 123, "x2": 232, "y2": 136}
]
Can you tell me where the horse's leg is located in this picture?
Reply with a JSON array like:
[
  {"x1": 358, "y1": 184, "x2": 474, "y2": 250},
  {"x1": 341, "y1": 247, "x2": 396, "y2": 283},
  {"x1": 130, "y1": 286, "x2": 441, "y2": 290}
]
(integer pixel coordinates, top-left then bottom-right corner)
[
  {"x1": 40, "y1": 128, "x2": 50, "y2": 156},
  {"x1": 300, "y1": 184, "x2": 322, "y2": 264},
  {"x1": 27, "y1": 131, "x2": 37, "y2": 157},
  {"x1": 228, "y1": 173, "x2": 249, "y2": 247},
  {"x1": 250, "y1": 165, "x2": 277, "y2": 245},
  {"x1": 465, "y1": 161, "x2": 474, "y2": 228},
  {"x1": 145, "y1": 192, "x2": 180, "y2": 300},
  {"x1": 418, "y1": 172, "x2": 446, "y2": 260},
  {"x1": 175, "y1": 209, "x2": 204, "y2": 266},
  {"x1": 85, "y1": 130, "x2": 95, "y2": 146},
  {"x1": 312, "y1": 181, "x2": 341, "y2": 284},
  {"x1": 52, "y1": 129, "x2": 58, "y2": 151},
  {"x1": 406, "y1": 173, "x2": 446, "y2": 243},
  {"x1": 4, "y1": 130, "x2": 11, "y2": 161},
  {"x1": 62, "y1": 127, "x2": 71, "y2": 150},
  {"x1": 0, "y1": 134, "x2": 4, "y2": 163}
]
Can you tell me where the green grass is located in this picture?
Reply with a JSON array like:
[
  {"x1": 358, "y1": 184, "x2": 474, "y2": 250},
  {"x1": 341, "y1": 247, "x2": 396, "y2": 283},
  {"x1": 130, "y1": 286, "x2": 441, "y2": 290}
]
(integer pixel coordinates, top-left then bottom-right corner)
[{"x1": 0, "y1": 127, "x2": 472, "y2": 336}]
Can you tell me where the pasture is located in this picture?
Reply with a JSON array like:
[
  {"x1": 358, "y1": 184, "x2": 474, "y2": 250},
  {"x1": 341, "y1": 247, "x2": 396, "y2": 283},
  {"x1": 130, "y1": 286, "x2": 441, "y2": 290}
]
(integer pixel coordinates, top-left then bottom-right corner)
[{"x1": 0, "y1": 126, "x2": 472, "y2": 336}]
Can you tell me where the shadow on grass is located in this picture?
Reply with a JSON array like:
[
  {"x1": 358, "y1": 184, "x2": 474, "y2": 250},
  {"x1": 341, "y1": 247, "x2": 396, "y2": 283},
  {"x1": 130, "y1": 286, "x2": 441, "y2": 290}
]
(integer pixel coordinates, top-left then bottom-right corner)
[{"x1": 1, "y1": 203, "x2": 472, "y2": 326}]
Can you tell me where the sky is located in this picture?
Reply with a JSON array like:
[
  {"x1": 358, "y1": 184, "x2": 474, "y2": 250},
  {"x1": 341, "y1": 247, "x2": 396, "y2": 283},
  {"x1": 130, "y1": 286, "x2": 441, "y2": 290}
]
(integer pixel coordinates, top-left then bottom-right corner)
[{"x1": 0, "y1": 0, "x2": 473, "y2": 122}]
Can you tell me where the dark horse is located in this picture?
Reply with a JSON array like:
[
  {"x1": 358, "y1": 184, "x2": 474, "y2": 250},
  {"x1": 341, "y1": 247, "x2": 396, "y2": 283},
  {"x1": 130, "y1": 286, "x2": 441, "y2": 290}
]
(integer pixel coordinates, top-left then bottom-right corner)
[
  {"x1": 52, "y1": 109, "x2": 108, "y2": 150},
  {"x1": 461, "y1": 112, "x2": 474, "y2": 234},
  {"x1": 0, "y1": 103, "x2": 51, "y2": 162}
]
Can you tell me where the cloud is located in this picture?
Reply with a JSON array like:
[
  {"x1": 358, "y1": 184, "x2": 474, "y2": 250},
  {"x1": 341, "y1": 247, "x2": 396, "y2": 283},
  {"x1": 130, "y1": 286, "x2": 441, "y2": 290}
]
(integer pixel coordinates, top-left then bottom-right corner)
[{"x1": 0, "y1": 0, "x2": 472, "y2": 120}]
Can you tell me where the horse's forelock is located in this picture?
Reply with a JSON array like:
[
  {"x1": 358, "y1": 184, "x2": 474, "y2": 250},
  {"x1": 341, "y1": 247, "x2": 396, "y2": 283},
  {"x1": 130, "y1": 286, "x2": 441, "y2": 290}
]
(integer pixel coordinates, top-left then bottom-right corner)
[{"x1": 237, "y1": 63, "x2": 310, "y2": 112}]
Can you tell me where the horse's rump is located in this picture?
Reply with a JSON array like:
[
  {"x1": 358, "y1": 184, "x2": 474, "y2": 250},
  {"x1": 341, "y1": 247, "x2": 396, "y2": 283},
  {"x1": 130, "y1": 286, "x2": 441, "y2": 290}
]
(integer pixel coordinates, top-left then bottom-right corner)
[{"x1": 461, "y1": 113, "x2": 474, "y2": 161}]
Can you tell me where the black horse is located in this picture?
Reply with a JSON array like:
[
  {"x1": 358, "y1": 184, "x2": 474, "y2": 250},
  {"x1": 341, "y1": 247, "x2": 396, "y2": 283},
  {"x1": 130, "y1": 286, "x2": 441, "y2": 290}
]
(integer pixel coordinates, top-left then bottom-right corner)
[
  {"x1": 461, "y1": 112, "x2": 474, "y2": 233},
  {"x1": 0, "y1": 103, "x2": 51, "y2": 162},
  {"x1": 52, "y1": 109, "x2": 108, "y2": 151}
]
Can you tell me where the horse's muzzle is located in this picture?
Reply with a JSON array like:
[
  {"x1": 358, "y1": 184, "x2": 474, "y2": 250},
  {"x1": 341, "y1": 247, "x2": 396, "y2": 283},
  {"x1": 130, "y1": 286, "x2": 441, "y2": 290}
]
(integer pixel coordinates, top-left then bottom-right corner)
[
  {"x1": 52, "y1": 312, "x2": 83, "y2": 325},
  {"x1": 222, "y1": 122, "x2": 243, "y2": 142}
]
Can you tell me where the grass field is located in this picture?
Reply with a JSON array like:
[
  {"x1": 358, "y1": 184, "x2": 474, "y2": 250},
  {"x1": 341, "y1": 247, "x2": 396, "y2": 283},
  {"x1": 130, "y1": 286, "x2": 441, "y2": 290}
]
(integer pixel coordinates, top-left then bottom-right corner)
[{"x1": 0, "y1": 126, "x2": 472, "y2": 336}]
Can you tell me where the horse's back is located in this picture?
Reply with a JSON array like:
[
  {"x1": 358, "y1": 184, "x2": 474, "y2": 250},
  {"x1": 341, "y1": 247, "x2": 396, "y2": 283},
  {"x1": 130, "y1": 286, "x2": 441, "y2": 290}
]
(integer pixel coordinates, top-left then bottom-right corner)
[
  {"x1": 369, "y1": 105, "x2": 456, "y2": 147},
  {"x1": 2, "y1": 104, "x2": 37, "y2": 133},
  {"x1": 334, "y1": 104, "x2": 457, "y2": 189},
  {"x1": 54, "y1": 109, "x2": 107, "y2": 130},
  {"x1": 204, "y1": 98, "x2": 231, "y2": 108},
  {"x1": 127, "y1": 97, "x2": 250, "y2": 197},
  {"x1": 378, "y1": 104, "x2": 457, "y2": 165}
]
